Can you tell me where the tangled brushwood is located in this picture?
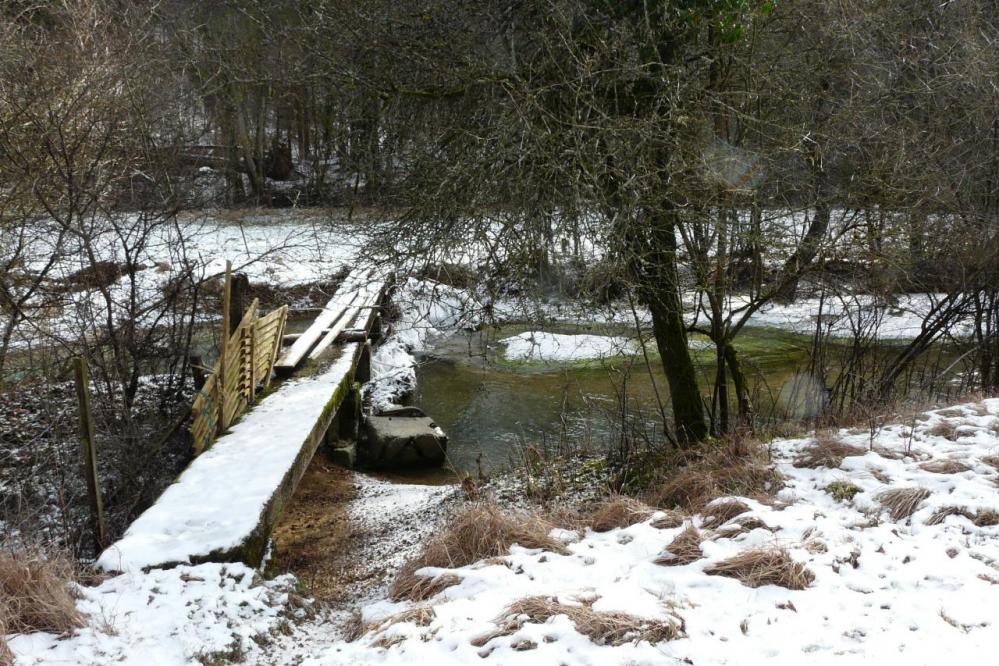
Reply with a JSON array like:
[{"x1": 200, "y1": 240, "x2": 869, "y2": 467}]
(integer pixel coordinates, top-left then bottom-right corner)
[{"x1": 390, "y1": 503, "x2": 568, "y2": 602}]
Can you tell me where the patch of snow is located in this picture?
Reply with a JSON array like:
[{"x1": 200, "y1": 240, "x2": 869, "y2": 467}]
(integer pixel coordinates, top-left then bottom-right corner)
[
  {"x1": 500, "y1": 331, "x2": 637, "y2": 363},
  {"x1": 8, "y1": 563, "x2": 302, "y2": 665},
  {"x1": 367, "y1": 278, "x2": 481, "y2": 412}
]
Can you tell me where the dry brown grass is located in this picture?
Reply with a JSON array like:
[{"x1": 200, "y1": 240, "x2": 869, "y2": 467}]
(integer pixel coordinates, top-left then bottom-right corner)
[
  {"x1": 700, "y1": 499, "x2": 751, "y2": 529},
  {"x1": 472, "y1": 596, "x2": 684, "y2": 648},
  {"x1": 935, "y1": 408, "x2": 966, "y2": 418},
  {"x1": 927, "y1": 421, "x2": 961, "y2": 441},
  {"x1": 704, "y1": 548, "x2": 814, "y2": 590},
  {"x1": 974, "y1": 509, "x2": 999, "y2": 527},
  {"x1": 589, "y1": 496, "x2": 654, "y2": 532},
  {"x1": 347, "y1": 606, "x2": 437, "y2": 642},
  {"x1": 981, "y1": 455, "x2": 999, "y2": 472},
  {"x1": 0, "y1": 546, "x2": 84, "y2": 642},
  {"x1": 925, "y1": 506, "x2": 975, "y2": 526},
  {"x1": 793, "y1": 432, "x2": 865, "y2": 469},
  {"x1": 650, "y1": 510, "x2": 686, "y2": 530},
  {"x1": 653, "y1": 525, "x2": 703, "y2": 566},
  {"x1": 390, "y1": 503, "x2": 568, "y2": 601},
  {"x1": 919, "y1": 459, "x2": 972, "y2": 474},
  {"x1": 646, "y1": 437, "x2": 781, "y2": 511},
  {"x1": 877, "y1": 487, "x2": 931, "y2": 521}
]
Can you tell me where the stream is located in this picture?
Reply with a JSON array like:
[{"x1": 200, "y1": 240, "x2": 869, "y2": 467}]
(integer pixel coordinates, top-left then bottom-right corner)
[{"x1": 411, "y1": 323, "x2": 937, "y2": 476}]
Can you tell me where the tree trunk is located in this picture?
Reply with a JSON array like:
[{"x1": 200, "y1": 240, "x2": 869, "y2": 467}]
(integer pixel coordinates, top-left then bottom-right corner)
[{"x1": 634, "y1": 212, "x2": 708, "y2": 445}]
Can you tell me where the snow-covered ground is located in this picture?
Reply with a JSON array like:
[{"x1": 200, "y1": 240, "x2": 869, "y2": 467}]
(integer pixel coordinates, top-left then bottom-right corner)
[
  {"x1": 308, "y1": 399, "x2": 999, "y2": 665},
  {"x1": 8, "y1": 399, "x2": 999, "y2": 665},
  {"x1": 1, "y1": 211, "x2": 365, "y2": 351},
  {"x1": 7, "y1": 563, "x2": 305, "y2": 664}
]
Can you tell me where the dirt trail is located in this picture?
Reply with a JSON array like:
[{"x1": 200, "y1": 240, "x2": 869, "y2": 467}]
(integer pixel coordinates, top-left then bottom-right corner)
[{"x1": 269, "y1": 450, "x2": 459, "y2": 606}]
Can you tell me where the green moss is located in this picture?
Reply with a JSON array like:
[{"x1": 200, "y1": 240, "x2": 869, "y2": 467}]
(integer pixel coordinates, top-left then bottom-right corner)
[{"x1": 825, "y1": 480, "x2": 862, "y2": 502}]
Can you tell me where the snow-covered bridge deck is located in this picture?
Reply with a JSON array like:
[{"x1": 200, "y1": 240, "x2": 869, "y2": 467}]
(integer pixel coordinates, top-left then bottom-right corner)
[{"x1": 97, "y1": 273, "x2": 385, "y2": 572}]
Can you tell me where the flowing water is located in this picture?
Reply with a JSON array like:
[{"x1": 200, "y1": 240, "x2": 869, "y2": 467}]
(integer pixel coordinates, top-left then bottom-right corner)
[{"x1": 412, "y1": 323, "x2": 952, "y2": 475}]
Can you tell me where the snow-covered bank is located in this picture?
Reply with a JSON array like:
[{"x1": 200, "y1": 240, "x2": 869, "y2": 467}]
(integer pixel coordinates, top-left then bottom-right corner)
[
  {"x1": 7, "y1": 400, "x2": 999, "y2": 665},
  {"x1": 7, "y1": 563, "x2": 305, "y2": 665},
  {"x1": 367, "y1": 278, "x2": 481, "y2": 411},
  {"x1": 499, "y1": 331, "x2": 636, "y2": 363},
  {"x1": 321, "y1": 399, "x2": 999, "y2": 665}
]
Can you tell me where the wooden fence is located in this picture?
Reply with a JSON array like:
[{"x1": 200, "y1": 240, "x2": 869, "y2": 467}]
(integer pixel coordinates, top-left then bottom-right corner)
[{"x1": 191, "y1": 298, "x2": 289, "y2": 455}]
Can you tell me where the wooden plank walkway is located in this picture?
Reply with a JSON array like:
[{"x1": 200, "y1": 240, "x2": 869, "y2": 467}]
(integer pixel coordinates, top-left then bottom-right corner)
[
  {"x1": 96, "y1": 272, "x2": 385, "y2": 572},
  {"x1": 274, "y1": 272, "x2": 381, "y2": 374}
]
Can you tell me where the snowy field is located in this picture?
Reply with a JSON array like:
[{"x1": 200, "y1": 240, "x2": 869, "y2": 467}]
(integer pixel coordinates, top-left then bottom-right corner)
[{"x1": 8, "y1": 399, "x2": 999, "y2": 664}]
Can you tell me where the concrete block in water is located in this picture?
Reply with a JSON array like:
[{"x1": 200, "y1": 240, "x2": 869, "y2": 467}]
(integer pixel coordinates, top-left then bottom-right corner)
[{"x1": 362, "y1": 415, "x2": 447, "y2": 468}]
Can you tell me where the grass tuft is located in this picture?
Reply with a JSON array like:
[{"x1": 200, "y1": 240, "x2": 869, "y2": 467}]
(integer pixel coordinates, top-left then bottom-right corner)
[
  {"x1": 390, "y1": 503, "x2": 568, "y2": 602},
  {"x1": 650, "y1": 510, "x2": 686, "y2": 530},
  {"x1": 348, "y1": 606, "x2": 437, "y2": 642},
  {"x1": 589, "y1": 496, "x2": 654, "y2": 532},
  {"x1": 926, "y1": 421, "x2": 961, "y2": 441},
  {"x1": 645, "y1": 437, "x2": 781, "y2": 511},
  {"x1": 704, "y1": 547, "x2": 814, "y2": 590},
  {"x1": 0, "y1": 546, "x2": 85, "y2": 641},
  {"x1": 876, "y1": 487, "x2": 931, "y2": 521},
  {"x1": 700, "y1": 499, "x2": 751, "y2": 530},
  {"x1": 473, "y1": 596, "x2": 684, "y2": 648},
  {"x1": 974, "y1": 509, "x2": 999, "y2": 527},
  {"x1": 653, "y1": 525, "x2": 703, "y2": 566},
  {"x1": 919, "y1": 459, "x2": 971, "y2": 474},
  {"x1": 926, "y1": 506, "x2": 974, "y2": 526},
  {"x1": 981, "y1": 455, "x2": 999, "y2": 472},
  {"x1": 793, "y1": 432, "x2": 865, "y2": 469}
]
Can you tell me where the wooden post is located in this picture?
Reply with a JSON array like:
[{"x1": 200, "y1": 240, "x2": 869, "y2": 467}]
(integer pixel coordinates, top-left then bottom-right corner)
[
  {"x1": 229, "y1": 273, "x2": 249, "y2": 336},
  {"x1": 74, "y1": 357, "x2": 107, "y2": 552},
  {"x1": 247, "y1": 302, "x2": 257, "y2": 403},
  {"x1": 265, "y1": 306, "x2": 287, "y2": 389},
  {"x1": 218, "y1": 261, "x2": 232, "y2": 434}
]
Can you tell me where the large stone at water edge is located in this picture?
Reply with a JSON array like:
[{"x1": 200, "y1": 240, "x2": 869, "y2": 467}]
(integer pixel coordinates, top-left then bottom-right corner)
[{"x1": 362, "y1": 415, "x2": 447, "y2": 468}]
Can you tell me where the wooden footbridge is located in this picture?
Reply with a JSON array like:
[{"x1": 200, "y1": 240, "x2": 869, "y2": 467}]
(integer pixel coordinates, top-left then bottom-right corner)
[{"x1": 96, "y1": 269, "x2": 387, "y2": 572}]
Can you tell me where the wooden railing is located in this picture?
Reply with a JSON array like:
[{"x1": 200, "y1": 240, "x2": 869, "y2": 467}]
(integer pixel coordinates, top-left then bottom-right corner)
[{"x1": 191, "y1": 298, "x2": 289, "y2": 456}]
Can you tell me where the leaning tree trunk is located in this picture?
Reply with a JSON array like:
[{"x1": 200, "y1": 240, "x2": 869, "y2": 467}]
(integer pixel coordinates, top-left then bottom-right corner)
[{"x1": 634, "y1": 211, "x2": 708, "y2": 445}]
